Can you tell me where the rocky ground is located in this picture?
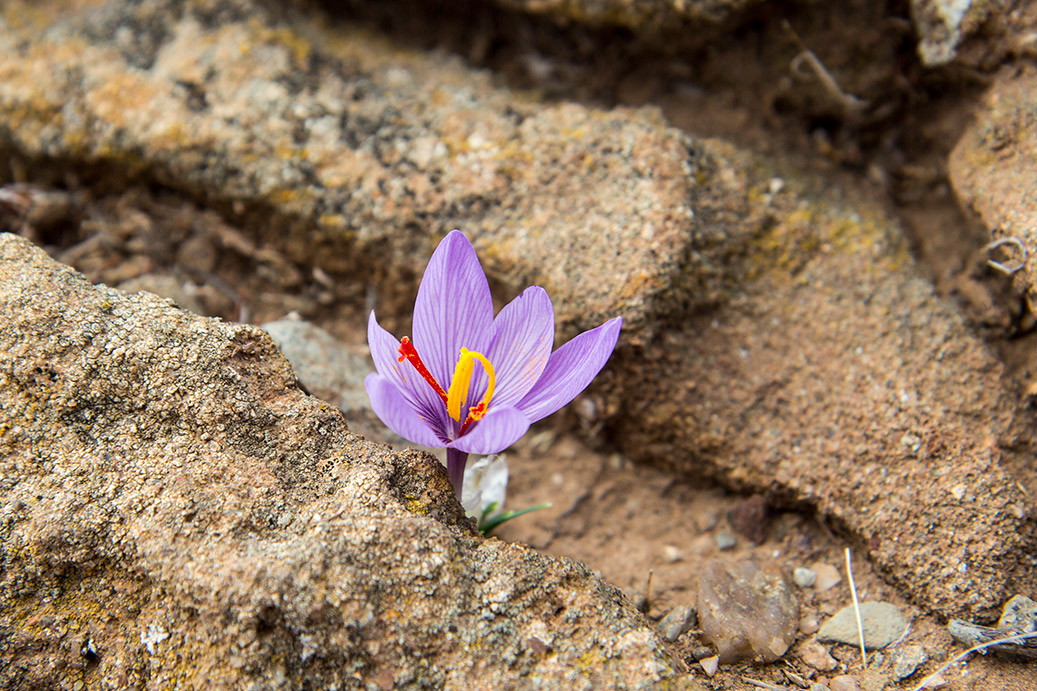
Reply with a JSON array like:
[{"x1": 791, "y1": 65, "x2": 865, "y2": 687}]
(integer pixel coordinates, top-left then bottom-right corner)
[{"x1": 2, "y1": 0, "x2": 1037, "y2": 689}]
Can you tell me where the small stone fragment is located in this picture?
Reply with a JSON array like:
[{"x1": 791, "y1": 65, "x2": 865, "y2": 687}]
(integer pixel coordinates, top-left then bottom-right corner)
[
  {"x1": 690, "y1": 534, "x2": 715, "y2": 556},
  {"x1": 657, "y1": 604, "x2": 697, "y2": 642},
  {"x1": 662, "y1": 545, "x2": 683, "y2": 563},
  {"x1": 714, "y1": 532, "x2": 737, "y2": 551},
  {"x1": 798, "y1": 638, "x2": 838, "y2": 671},
  {"x1": 891, "y1": 644, "x2": 928, "y2": 681},
  {"x1": 699, "y1": 655, "x2": 719, "y2": 677},
  {"x1": 794, "y1": 567, "x2": 817, "y2": 588},
  {"x1": 998, "y1": 594, "x2": 1037, "y2": 630},
  {"x1": 697, "y1": 559, "x2": 799, "y2": 663},
  {"x1": 728, "y1": 494, "x2": 769, "y2": 544},
  {"x1": 812, "y1": 562, "x2": 842, "y2": 592},
  {"x1": 829, "y1": 675, "x2": 859, "y2": 691},
  {"x1": 817, "y1": 602, "x2": 908, "y2": 651},
  {"x1": 800, "y1": 615, "x2": 820, "y2": 635},
  {"x1": 689, "y1": 646, "x2": 715, "y2": 661}
]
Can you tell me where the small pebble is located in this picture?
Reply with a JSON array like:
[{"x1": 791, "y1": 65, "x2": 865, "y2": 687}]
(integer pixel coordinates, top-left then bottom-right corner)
[
  {"x1": 662, "y1": 545, "x2": 683, "y2": 563},
  {"x1": 714, "y1": 531, "x2": 737, "y2": 551},
  {"x1": 656, "y1": 604, "x2": 696, "y2": 642},
  {"x1": 799, "y1": 639, "x2": 837, "y2": 671},
  {"x1": 699, "y1": 511, "x2": 719, "y2": 532},
  {"x1": 829, "y1": 675, "x2": 858, "y2": 691},
  {"x1": 689, "y1": 646, "x2": 715, "y2": 661},
  {"x1": 728, "y1": 494, "x2": 769, "y2": 544},
  {"x1": 891, "y1": 644, "x2": 928, "y2": 681},
  {"x1": 812, "y1": 562, "x2": 842, "y2": 591},
  {"x1": 690, "y1": 534, "x2": 714, "y2": 556},
  {"x1": 698, "y1": 655, "x2": 719, "y2": 677},
  {"x1": 794, "y1": 566, "x2": 817, "y2": 588},
  {"x1": 800, "y1": 615, "x2": 820, "y2": 635}
]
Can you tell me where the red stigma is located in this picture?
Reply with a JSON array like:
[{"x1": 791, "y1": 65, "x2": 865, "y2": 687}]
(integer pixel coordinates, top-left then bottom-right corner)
[{"x1": 397, "y1": 337, "x2": 448, "y2": 404}]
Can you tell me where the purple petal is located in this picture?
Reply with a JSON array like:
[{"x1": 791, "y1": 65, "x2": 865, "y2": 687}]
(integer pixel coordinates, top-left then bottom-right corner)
[
  {"x1": 516, "y1": 316, "x2": 622, "y2": 424},
  {"x1": 368, "y1": 311, "x2": 451, "y2": 433},
  {"x1": 449, "y1": 405, "x2": 530, "y2": 455},
  {"x1": 485, "y1": 286, "x2": 554, "y2": 408},
  {"x1": 365, "y1": 373, "x2": 448, "y2": 447},
  {"x1": 411, "y1": 231, "x2": 494, "y2": 389}
]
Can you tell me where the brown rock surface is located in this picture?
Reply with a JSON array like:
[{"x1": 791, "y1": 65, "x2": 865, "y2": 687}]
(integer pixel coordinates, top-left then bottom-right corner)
[
  {"x1": 0, "y1": 233, "x2": 689, "y2": 689},
  {"x1": 950, "y1": 66, "x2": 1037, "y2": 312},
  {"x1": 605, "y1": 166, "x2": 1037, "y2": 617},
  {"x1": 0, "y1": 0, "x2": 1032, "y2": 630},
  {"x1": 911, "y1": 0, "x2": 1037, "y2": 68},
  {"x1": 0, "y1": 0, "x2": 750, "y2": 344},
  {"x1": 488, "y1": 0, "x2": 760, "y2": 32}
]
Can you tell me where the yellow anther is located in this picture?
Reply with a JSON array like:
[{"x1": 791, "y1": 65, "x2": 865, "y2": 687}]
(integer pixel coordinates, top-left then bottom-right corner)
[{"x1": 446, "y1": 348, "x2": 496, "y2": 422}]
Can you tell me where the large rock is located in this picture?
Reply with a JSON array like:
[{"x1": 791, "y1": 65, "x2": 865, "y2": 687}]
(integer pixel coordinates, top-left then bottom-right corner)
[
  {"x1": 0, "y1": 0, "x2": 1032, "y2": 623},
  {"x1": 0, "y1": 234, "x2": 691, "y2": 689},
  {"x1": 603, "y1": 165, "x2": 1036, "y2": 617},
  {"x1": 0, "y1": 0, "x2": 751, "y2": 345},
  {"x1": 910, "y1": 0, "x2": 1037, "y2": 68},
  {"x1": 950, "y1": 66, "x2": 1037, "y2": 313}
]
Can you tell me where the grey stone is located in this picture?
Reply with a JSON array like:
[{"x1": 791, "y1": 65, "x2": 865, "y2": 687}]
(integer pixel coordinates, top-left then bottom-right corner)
[
  {"x1": 793, "y1": 567, "x2": 817, "y2": 588},
  {"x1": 998, "y1": 594, "x2": 1037, "y2": 631},
  {"x1": 891, "y1": 644, "x2": 929, "y2": 681},
  {"x1": 817, "y1": 602, "x2": 908, "y2": 651},
  {"x1": 260, "y1": 319, "x2": 398, "y2": 445},
  {"x1": 0, "y1": 233, "x2": 685, "y2": 689},
  {"x1": 697, "y1": 559, "x2": 798, "y2": 663},
  {"x1": 657, "y1": 604, "x2": 697, "y2": 642},
  {"x1": 713, "y1": 531, "x2": 736, "y2": 551}
]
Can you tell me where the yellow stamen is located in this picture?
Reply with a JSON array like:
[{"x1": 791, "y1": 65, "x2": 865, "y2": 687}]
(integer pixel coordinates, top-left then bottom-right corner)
[{"x1": 446, "y1": 348, "x2": 495, "y2": 423}]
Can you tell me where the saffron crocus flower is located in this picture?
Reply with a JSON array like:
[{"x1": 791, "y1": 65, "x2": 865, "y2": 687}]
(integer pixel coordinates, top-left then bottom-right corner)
[{"x1": 365, "y1": 230, "x2": 622, "y2": 498}]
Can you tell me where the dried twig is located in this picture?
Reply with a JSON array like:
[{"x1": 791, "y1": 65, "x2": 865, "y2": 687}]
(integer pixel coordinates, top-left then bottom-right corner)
[
  {"x1": 911, "y1": 630, "x2": 1037, "y2": 691},
  {"x1": 783, "y1": 20, "x2": 868, "y2": 119},
  {"x1": 845, "y1": 547, "x2": 867, "y2": 668},
  {"x1": 947, "y1": 619, "x2": 1037, "y2": 658},
  {"x1": 742, "y1": 677, "x2": 791, "y2": 691}
]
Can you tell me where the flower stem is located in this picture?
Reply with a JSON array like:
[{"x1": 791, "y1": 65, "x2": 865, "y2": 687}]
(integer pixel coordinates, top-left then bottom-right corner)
[{"x1": 446, "y1": 447, "x2": 468, "y2": 500}]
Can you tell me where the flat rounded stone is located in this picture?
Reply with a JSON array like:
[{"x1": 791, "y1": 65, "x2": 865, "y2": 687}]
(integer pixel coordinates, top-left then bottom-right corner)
[{"x1": 817, "y1": 602, "x2": 908, "y2": 651}]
